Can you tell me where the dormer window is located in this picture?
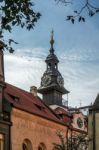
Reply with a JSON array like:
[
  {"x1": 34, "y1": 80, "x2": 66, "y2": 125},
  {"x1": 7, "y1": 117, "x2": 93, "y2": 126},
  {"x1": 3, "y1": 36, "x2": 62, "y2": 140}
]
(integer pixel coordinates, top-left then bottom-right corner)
[
  {"x1": 8, "y1": 94, "x2": 19, "y2": 103},
  {"x1": 35, "y1": 104, "x2": 45, "y2": 111}
]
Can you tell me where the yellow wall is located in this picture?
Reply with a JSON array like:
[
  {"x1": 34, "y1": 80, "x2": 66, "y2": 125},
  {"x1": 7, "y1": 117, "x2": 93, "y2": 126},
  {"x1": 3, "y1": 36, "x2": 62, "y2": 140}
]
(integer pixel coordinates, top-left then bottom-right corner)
[
  {"x1": 88, "y1": 113, "x2": 93, "y2": 150},
  {"x1": 11, "y1": 108, "x2": 67, "y2": 150},
  {"x1": 88, "y1": 111, "x2": 99, "y2": 150},
  {"x1": 96, "y1": 113, "x2": 99, "y2": 149}
]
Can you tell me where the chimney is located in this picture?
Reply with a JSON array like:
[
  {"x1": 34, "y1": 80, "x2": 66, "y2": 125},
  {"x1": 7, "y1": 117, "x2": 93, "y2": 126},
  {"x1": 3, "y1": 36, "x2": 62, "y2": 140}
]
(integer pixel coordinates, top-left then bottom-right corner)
[{"x1": 30, "y1": 86, "x2": 37, "y2": 97}]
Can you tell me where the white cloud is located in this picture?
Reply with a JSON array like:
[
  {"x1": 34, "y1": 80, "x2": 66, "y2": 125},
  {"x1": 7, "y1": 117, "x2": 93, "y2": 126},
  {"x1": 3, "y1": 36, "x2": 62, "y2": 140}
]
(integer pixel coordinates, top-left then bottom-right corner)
[
  {"x1": 59, "y1": 52, "x2": 99, "y2": 106},
  {"x1": 4, "y1": 47, "x2": 99, "y2": 107},
  {"x1": 4, "y1": 51, "x2": 45, "y2": 90}
]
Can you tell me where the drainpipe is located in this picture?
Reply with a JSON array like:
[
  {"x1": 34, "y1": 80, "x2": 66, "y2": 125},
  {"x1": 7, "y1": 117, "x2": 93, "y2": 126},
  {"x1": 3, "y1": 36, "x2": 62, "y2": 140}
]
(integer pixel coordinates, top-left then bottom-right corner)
[
  {"x1": 0, "y1": 43, "x2": 5, "y2": 112},
  {"x1": 93, "y1": 110, "x2": 96, "y2": 150},
  {"x1": 70, "y1": 129, "x2": 72, "y2": 150},
  {"x1": 66, "y1": 127, "x2": 68, "y2": 150}
]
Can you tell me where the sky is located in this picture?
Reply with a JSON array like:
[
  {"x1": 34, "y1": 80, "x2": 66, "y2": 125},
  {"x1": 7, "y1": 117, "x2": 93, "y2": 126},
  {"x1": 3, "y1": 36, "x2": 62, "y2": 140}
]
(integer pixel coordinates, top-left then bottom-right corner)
[{"x1": 4, "y1": 0, "x2": 99, "y2": 107}]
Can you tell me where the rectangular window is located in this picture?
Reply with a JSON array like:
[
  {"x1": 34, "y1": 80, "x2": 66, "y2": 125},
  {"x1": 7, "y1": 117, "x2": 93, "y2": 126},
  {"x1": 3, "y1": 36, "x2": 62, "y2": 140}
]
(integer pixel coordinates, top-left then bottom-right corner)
[{"x1": 0, "y1": 134, "x2": 4, "y2": 150}]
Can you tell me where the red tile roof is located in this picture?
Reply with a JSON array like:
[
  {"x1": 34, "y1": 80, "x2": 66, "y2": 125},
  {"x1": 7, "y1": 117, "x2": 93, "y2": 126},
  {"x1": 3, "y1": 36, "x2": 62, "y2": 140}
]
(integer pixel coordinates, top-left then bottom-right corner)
[
  {"x1": 54, "y1": 107, "x2": 72, "y2": 124},
  {"x1": 4, "y1": 83, "x2": 65, "y2": 125}
]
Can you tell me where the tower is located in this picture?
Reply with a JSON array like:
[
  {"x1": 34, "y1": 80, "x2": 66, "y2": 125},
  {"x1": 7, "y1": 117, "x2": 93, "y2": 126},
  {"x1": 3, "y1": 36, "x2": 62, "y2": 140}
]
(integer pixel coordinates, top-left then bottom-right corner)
[{"x1": 38, "y1": 31, "x2": 69, "y2": 105}]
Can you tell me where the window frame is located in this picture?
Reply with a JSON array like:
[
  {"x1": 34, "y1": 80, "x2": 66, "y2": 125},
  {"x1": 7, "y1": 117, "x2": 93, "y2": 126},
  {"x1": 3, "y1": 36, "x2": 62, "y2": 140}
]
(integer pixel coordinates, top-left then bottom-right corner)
[
  {"x1": 0, "y1": 133, "x2": 4, "y2": 150},
  {"x1": 38, "y1": 143, "x2": 47, "y2": 150},
  {"x1": 22, "y1": 139, "x2": 33, "y2": 150}
]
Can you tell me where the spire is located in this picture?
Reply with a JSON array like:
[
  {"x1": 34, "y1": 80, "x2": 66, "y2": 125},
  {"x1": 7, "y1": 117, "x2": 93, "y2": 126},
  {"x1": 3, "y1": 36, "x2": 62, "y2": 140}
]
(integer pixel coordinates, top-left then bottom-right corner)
[{"x1": 50, "y1": 30, "x2": 54, "y2": 53}]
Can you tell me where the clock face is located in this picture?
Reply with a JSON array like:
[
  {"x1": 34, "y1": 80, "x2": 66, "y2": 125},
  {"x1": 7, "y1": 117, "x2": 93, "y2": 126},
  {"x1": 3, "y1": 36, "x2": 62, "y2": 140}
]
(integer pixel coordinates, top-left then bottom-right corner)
[
  {"x1": 77, "y1": 117, "x2": 83, "y2": 128},
  {"x1": 57, "y1": 75, "x2": 64, "y2": 87},
  {"x1": 41, "y1": 75, "x2": 51, "y2": 87}
]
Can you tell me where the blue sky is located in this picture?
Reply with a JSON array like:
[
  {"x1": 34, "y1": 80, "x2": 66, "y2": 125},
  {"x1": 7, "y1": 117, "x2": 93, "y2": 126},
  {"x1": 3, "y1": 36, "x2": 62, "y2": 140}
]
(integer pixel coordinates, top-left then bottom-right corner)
[{"x1": 4, "y1": 0, "x2": 99, "y2": 107}]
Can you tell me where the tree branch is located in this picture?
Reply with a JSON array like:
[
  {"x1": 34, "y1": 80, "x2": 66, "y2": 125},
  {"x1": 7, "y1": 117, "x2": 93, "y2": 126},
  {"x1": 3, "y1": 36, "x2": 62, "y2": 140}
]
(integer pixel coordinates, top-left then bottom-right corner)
[
  {"x1": 57, "y1": 0, "x2": 99, "y2": 23},
  {"x1": 55, "y1": 0, "x2": 72, "y2": 5}
]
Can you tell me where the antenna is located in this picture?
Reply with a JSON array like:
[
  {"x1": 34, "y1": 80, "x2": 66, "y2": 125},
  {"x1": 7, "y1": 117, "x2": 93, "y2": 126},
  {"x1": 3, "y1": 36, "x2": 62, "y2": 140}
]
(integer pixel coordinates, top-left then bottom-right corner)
[{"x1": 80, "y1": 99, "x2": 82, "y2": 107}]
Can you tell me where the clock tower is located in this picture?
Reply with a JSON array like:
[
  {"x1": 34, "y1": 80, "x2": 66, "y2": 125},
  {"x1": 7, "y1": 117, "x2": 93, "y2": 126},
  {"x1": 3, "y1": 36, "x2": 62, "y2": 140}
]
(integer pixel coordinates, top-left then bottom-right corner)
[{"x1": 38, "y1": 31, "x2": 69, "y2": 106}]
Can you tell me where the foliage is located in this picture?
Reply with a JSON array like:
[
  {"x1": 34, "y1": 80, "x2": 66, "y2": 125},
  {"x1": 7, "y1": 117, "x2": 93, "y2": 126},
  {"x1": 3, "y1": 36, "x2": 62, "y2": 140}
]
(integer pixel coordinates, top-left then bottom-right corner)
[
  {"x1": 0, "y1": 0, "x2": 41, "y2": 52},
  {"x1": 55, "y1": 0, "x2": 99, "y2": 23},
  {"x1": 53, "y1": 131, "x2": 67, "y2": 150},
  {"x1": 68, "y1": 133, "x2": 88, "y2": 150},
  {"x1": 53, "y1": 131, "x2": 88, "y2": 150},
  {"x1": 0, "y1": 0, "x2": 99, "y2": 52}
]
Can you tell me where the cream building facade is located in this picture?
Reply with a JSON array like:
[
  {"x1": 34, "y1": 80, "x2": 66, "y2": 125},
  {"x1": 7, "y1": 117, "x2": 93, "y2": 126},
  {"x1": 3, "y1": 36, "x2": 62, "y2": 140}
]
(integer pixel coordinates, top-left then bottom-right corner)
[{"x1": 88, "y1": 94, "x2": 99, "y2": 150}]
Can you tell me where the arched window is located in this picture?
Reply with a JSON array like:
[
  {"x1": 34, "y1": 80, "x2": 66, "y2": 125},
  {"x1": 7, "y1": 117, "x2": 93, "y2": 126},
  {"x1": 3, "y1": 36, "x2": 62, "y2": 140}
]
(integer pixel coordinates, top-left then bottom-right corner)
[
  {"x1": 22, "y1": 139, "x2": 33, "y2": 150},
  {"x1": 38, "y1": 143, "x2": 47, "y2": 150},
  {"x1": 48, "y1": 63, "x2": 51, "y2": 69},
  {"x1": 0, "y1": 134, "x2": 4, "y2": 150},
  {"x1": 55, "y1": 63, "x2": 57, "y2": 69}
]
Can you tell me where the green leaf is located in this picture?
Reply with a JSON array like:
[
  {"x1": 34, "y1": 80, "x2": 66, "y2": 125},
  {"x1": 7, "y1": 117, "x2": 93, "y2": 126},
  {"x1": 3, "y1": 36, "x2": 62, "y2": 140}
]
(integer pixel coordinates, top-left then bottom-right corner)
[
  {"x1": 74, "y1": 10, "x2": 78, "y2": 14},
  {"x1": 67, "y1": 16, "x2": 73, "y2": 21},
  {"x1": 12, "y1": 21, "x2": 17, "y2": 26},
  {"x1": 71, "y1": 18, "x2": 74, "y2": 24},
  {"x1": 9, "y1": 39, "x2": 18, "y2": 45},
  {"x1": 82, "y1": 17, "x2": 85, "y2": 22},
  {"x1": 89, "y1": 10, "x2": 95, "y2": 17},
  {"x1": 9, "y1": 47, "x2": 14, "y2": 53},
  {"x1": 66, "y1": 16, "x2": 71, "y2": 20},
  {"x1": 79, "y1": 16, "x2": 82, "y2": 22},
  {"x1": 96, "y1": 9, "x2": 99, "y2": 13},
  {"x1": 5, "y1": 25, "x2": 12, "y2": 32}
]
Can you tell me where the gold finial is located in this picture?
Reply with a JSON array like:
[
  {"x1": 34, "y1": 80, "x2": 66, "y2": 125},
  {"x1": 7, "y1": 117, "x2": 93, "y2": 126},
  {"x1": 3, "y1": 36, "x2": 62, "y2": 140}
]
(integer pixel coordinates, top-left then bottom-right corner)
[{"x1": 50, "y1": 30, "x2": 54, "y2": 49}]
